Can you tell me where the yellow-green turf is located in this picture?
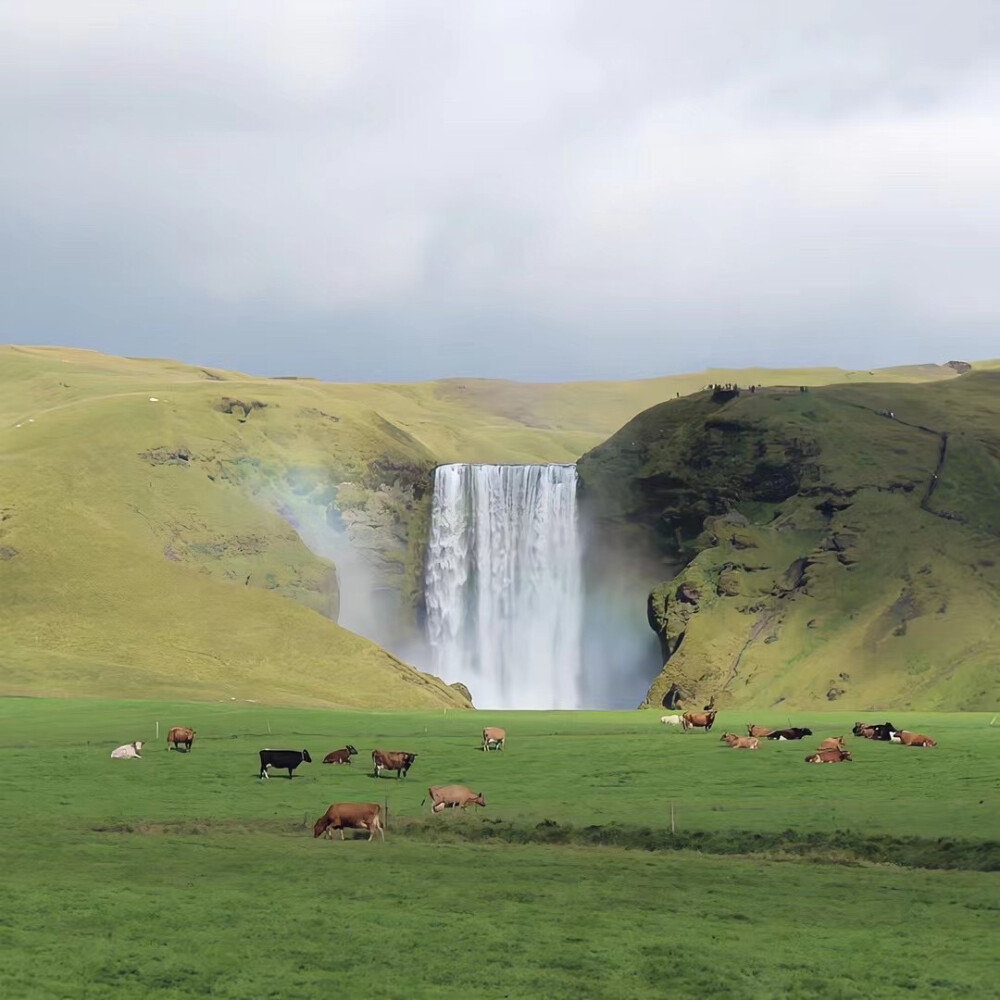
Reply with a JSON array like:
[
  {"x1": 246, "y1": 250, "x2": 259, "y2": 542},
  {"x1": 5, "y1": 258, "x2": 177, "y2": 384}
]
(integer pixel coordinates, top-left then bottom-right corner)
[
  {"x1": 2, "y1": 345, "x2": 994, "y2": 710},
  {"x1": 1, "y1": 698, "x2": 997, "y2": 999}
]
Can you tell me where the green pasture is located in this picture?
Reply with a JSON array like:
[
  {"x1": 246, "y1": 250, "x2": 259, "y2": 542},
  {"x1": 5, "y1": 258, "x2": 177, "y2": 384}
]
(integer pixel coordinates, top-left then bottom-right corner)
[{"x1": 1, "y1": 698, "x2": 998, "y2": 999}]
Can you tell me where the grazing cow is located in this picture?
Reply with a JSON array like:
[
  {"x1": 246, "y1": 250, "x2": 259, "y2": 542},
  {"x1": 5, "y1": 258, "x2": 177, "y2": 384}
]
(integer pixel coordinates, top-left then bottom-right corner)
[
  {"x1": 166, "y1": 727, "x2": 196, "y2": 752},
  {"x1": 482, "y1": 727, "x2": 506, "y2": 751},
  {"x1": 110, "y1": 741, "x2": 144, "y2": 760},
  {"x1": 258, "y1": 748, "x2": 312, "y2": 779},
  {"x1": 720, "y1": 733, "x2": 759, "y2": 750},
  {"x1": 372, "y1": 750, "x2": 417, "y2": 779},
  {"x1": 817, "y1": 736, "x2": 847, "y2": 752},
  {"x1": 805, "y1": 748, "x2": 853, "y2": 763},
  {"x1": 322, "y1": 745, "x2": 359, "y2": 765},
  {"x1": 766, "y1": 727, "x2": 813, "y2": 741},
  {"x1": 747, "y1": 724, "x2": 774, "y2": 738},
  {"x1": 426, "y1": 785, "x2": 487, "y2": 813},
  {"x1": 313, "y1": 803, "x2": 384, "y2": 842},
  {"x1": 660, "y1": 715, "x2": 683, "y2": 726},
  {"x1": 895, "y1": 731, "x2": 938, "y2": 747},
  {"x1": 682, "y1": 711, "x2": 717, "y2": 732}
]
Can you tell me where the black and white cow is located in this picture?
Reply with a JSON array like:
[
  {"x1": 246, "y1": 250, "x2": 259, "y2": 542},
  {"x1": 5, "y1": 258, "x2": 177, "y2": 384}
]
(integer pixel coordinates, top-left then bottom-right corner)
[
  {"x1": 258, "y1": 748, "x2": 312, "y2": 779},
  {"x1": 766, "y1": 727, "x2": 813, "y2": 741}
]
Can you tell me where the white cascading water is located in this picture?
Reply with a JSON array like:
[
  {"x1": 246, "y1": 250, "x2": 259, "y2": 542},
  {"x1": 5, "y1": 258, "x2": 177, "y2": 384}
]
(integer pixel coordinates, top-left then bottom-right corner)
[{"x1": 424, "y1": 464, "x2": 583, "y2": 709}]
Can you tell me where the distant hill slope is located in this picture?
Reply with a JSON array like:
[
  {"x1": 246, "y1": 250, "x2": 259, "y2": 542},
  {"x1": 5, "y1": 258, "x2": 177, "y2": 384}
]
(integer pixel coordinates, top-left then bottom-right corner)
[
  {"x1": 1, "y1": 344, "x2": 992, "y2": 707},
  {"x1": 578, "y1": 373, "x2": 1000, "y2": 711}
]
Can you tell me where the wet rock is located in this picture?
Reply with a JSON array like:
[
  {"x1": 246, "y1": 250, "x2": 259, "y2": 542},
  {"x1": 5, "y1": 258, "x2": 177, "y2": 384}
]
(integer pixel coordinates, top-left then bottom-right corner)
[{"x1": 449, "y1": 682, "x2": 474, "y2": 705}]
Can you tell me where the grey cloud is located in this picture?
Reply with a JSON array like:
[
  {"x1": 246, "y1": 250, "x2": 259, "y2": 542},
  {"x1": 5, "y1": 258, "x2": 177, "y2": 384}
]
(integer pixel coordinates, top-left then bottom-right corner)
[{"x1": 1, "y1": 1, "x2": 998, "y2": 380}]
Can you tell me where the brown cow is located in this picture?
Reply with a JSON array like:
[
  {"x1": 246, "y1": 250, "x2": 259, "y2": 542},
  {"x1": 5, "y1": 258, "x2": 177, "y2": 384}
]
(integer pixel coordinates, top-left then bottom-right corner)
[
  {"x1": 166, "y1": 727, "x2": 196, "y2": 752},
  {"x1": 897, "y1": 732, "x2": 938, "y2": 747},
  {"x1": 426, "y1": 785, "x2": 487, "y2": 813},
  {"x1": 817, "y1": 736, "x2": 847, "y2": 752},
  {"x1": 482, "y1": 727, "x2": 506, "y2": 752},
  {"x1": 322, "y1": 745, "x2": 359, "y2": 764},
  {"x1": 804, "y1": 748, "x2": 853, "y2": 763},
  {"x1": 372, "y1": 749, "x2": 417, "y2": 779},
  {"x1": 313, "y1": 802, "x2": 384, "y2": 841},
  {"x1": 720, "y1": 733, "x2": 759, "y2": 750},
  {"x1": 747, "y1": 724, "x2": 774, "y2": 738},
  {"x1": 682, "y1": 710, "x2": 717, "y2": 732}
]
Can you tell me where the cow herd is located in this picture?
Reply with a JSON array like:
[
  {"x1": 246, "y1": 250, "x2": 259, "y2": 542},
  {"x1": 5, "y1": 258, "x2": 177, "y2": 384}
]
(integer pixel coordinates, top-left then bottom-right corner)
[
  {"x1": 110, "y1": 724, "x2": 505, "y2": 843},
  {"x1": 107, "y1": 713, "x2": 939, "y2": 841},
  {"x1": 661, "y1": 713, "x2": 938, "y2": 765}
]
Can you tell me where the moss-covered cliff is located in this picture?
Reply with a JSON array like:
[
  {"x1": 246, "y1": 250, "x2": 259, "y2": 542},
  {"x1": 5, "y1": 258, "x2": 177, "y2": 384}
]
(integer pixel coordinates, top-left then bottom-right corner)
[{"x1": 578, "y1": 374, "x2": 1000, "y2": 711}]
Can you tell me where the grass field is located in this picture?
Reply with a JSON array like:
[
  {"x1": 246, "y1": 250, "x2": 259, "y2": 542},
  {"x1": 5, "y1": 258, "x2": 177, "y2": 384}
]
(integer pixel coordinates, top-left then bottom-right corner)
[{"x1": 2, "y1": 698, "x2": 997, "y2": 998}]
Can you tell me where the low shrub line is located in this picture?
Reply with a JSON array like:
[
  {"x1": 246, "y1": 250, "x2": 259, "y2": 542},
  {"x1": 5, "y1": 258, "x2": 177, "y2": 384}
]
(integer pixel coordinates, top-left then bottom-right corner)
[
  {"x1": 88, "y1": 816, "x2": 1000, "y2": 870},
  {"x1": 393, "y1": 817, "x2": 1000, "y2": 871}
]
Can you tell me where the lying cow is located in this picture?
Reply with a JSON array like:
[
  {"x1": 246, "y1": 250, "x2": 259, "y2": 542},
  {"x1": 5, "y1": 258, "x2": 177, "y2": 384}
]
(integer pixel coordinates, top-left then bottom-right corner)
[
  {"x1": 258, "y1": 748, "x2": 312, "y2": 779},
  {"x1": 110, "y1": 741, "x2": 144, "y2": 760},
  {"x1": 660, "y1": 715, "x2": 683, "y2": 726},
  {"x1": 482, "y1": 727, "x2": 506, "y2": 751},
  {"x1": 426, "y1": 785, "x2": 487, "y2": 813},
  {"x1": 322, "y1": 745, "x2": 359, "y2": 765},
  {"x1": 817, "y1": 736, "x2": 847, "y2": 752},
  {"x1": 720, "y1": 732, "x2": 759, "y2": 750},
  {"x1": 766, "y1": 727, "x2": 813, "y2": 741},
  {"x1": 166, "y1": 727, "x2": 196, "y2": 752},
  {"x1": 372, "y1": 749, "x2": 417, "y2": 779},
  {"x1": 313, "y1": 802, "x2": 384, "y2": 841},
  {"x1": 853, "y1": 721, "x2": 897, "y2": 740},
  {"x1": 682, "y1": 710, "x2": 717, "y2": 732},
  {"x1": 747, "y1": 724, "x2": 774, "y2": 738},
  {"x1": 894, "y1": 731, "x2": 938, "y2": 747},
  {"x1": 805, "y1": 748, "x2": 853, "y2": 763}
]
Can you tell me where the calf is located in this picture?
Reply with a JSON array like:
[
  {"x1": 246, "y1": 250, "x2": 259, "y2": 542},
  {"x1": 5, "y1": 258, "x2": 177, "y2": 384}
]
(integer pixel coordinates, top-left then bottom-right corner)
[
  {"x1": 482, "y1": 727, "x2": 506, "y2": 751},
  {"x1": 895, "y1": 731, "x2": 938, "y2": 747},
  {"x1": 166, "y1": 727, "x2": 196, "y2": 752},
  {"x1": 660, "y1": 715, "x2": 683, "y2": 726},
  {"x1": 816, "y1": 736, "x2": 847, "y2": 752},
  {"x1": 322, "y1": 745, "x2": 359, "y2": 765},
  {"x1": 313, "y1": 802, "x2": 384, "y2": 842},
  {"x1": 720, "y1": 733, "x2": 759, "y2": 750},
  {"x1": 804, "y1": 748, "x2": 853, "y2": 763},
  {"x1": 682, "y1": 710, "x2": 717, "y2": 732},
  {"x1": 766, "y1": 728, "x2": 813, "y2": 741},
  {"x1": 747, "y1": 724, "x2": 774, "y2": 738},
  {"x1": 110, "y1": 741, "x2": 144, "y2": 760},
  {"x1": 426, "y1": 785, "x2": 487, "y2": 813},
  {"x1": 372, "y1": 750, "x2": 417, "y2": 779},
  {"x1": 258, "y1": 748, "x2": 312, "y2": 779}
]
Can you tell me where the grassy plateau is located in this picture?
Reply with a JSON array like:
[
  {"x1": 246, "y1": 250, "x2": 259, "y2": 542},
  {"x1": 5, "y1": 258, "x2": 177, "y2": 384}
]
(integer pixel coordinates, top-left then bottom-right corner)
[{"x1": 1, "y1": 697, "x2": 997, "y2": 999}]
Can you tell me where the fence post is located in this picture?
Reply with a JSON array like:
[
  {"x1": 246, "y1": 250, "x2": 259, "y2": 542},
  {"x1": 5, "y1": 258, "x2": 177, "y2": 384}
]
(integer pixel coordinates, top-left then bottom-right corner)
[{"x1": 670, "y1": 800, "x2": 676, "y2": 834}]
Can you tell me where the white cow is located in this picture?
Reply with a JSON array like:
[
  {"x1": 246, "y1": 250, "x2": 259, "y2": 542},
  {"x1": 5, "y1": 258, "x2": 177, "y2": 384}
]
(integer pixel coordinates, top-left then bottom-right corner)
[
  {"x1": 660, "y1": 715, "x2": 683, "y2": 726},
  {"x1": 110, "y1": 741, "x2": 144, "y2": 759}
]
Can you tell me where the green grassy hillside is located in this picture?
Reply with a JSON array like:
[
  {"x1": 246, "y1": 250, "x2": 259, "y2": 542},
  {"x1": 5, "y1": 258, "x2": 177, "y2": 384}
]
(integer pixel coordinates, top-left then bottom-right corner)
[
  {"x1": 1, "y1": 345, "x2": 992, "y2": 707},
  {"x1": 578, "y1": 373, "x2": 1000, "y2": 711}
]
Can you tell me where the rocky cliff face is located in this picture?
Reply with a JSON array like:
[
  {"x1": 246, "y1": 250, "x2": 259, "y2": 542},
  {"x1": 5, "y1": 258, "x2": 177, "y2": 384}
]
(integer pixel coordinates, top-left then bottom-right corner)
[{"x1": 578, "y1": 374, "x2": 1000, "y2": 710}]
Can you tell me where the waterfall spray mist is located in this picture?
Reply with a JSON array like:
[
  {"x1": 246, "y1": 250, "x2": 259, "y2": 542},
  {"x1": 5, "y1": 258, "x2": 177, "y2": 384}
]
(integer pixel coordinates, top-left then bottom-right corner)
[{"x1": 424, "y1": 464, "x2": 583, "y2": 709}]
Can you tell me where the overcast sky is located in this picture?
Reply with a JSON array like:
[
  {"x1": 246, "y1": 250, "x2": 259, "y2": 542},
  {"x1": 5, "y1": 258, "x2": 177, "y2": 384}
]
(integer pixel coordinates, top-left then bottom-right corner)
[{"x1": 3, "y1": 1, "x2": 999, "y2": 381}]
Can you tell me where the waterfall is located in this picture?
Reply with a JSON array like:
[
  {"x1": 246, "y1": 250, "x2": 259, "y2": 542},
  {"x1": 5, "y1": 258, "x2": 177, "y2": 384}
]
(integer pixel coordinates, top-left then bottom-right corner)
[{"x1": 424, "y1": 464, "x2": 583, "y2": 709}]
